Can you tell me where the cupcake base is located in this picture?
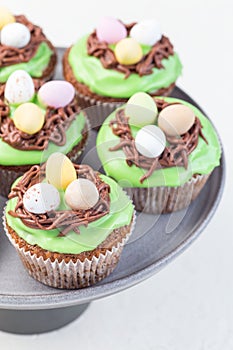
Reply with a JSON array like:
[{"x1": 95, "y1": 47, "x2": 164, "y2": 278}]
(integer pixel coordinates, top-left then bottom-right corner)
[
  {"x1": 4, "y1": 212, "x2": 136, "y2": 289},
  {"x1": 0, "y1": 124, "x2": 89, "y2": 198},
  {"x1": 125, "y1": 174, "x2": 210, "y2": 214},
  {"x1": 63, "y1": 48, "x2": 175, "y2": 128}
]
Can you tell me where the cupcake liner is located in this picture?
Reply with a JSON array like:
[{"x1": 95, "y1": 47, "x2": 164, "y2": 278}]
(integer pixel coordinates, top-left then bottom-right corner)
[
  {"x1": 125, "y1": 174, "x2": 211, "y2": 214},
  {"x1": 3, "y1": 208, "x2": 136, "y2": 289},
  {"x1": 77, "y1": 93, "x2": 123, "y2": 130}
]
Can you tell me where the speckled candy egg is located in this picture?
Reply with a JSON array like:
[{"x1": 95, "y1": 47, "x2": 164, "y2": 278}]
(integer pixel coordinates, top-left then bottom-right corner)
[
  {"x1": 23, "y1": 183, "x2": 60, "y2": 214},
  {"x1": 38, "y1": 81, "x2": 75, "y2": 109},
  {"x1": 130, "y1": 20, "x2": 162, "y2": 46},
  {"x1": 125, "y1": 92, "x2": 158, "y2": 127},
  {"x1": 1, "y1": 22, "x2": 31, "y2": 48},
  {"x1": 5, "y1": 70, "x2": 35, "y2": 105},
  {"x1": 158, "y1": 104, "x2": 195, "y2": 136},
  {"x1": 46, "y1": 152, "x2": 77, "y2": 190},
  {"x1": 0, "y1": 7, "x2": 15, "y2": 30},
  {"x1": 115, "y1": 38, "x2": 143, "y2": 65},
  {"x1": 135, "y1": 125, "x2": 166, "y2": 158},
  {"x1": 13, "y1": 103, "x2": 45, "y2": 135},
  {"x1": 96, "y1": 17, "x2": 127, "y2": 44},
  {"x1": 65, "y1": 178, "x2": 99, "y2": 210}
]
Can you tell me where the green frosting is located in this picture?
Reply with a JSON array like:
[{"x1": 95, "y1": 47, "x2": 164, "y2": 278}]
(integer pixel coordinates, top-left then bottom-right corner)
[
  {"x1": 6, "y1": 175, "x2": 134, "y2": 254},
  {"x1": 0, "y1": 42, "x2": 53, "y2": 83},
  {"x1": 96, "y1": 97, "x2": 221, "y2": 188},
  {"x1": 0, "y1": 95, "x2": 86, "y2": 166},
  {"x1": 68, "y1": 35, "x2": 182, "y2": 98}
]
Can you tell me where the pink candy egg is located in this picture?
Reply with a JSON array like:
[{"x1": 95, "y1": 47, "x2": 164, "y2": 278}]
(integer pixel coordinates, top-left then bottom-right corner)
[
  {"x1": 96, "y1": 17, "x2": 127, "y2": 44},
  {"x1": 38, "y1": 81, "x2": 75, "y2": 109}
]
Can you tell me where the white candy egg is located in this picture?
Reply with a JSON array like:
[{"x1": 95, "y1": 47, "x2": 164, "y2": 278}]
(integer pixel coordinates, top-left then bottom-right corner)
[
  {"x1": 65, "y1": 179, "x2": 99, "y2": 211},
  {"x1": 135, "y1": 125, "x2": 166, "y2": 158},
  {"x1": 130, "y1": 20, "x2": 162, "y2": 46},
  {"x1": 23, "y1": 183, "x2": 60, "y2": 214},
  {"x1": 1, "y1": 22, "x2": 31, "y2": 48},
  {"x1": 5, "y1": 70, "x2": 35, "y2": 104},
  {"x1": 125, "y1": 92, "x2": 158, "y2": 127}
]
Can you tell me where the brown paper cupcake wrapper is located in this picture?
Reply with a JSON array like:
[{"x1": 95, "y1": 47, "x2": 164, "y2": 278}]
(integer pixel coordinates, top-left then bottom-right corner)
[
  {"x1": 3, "y1": 208, "x2": 136, "y2": 289},
  {"x1": 125, "y1": 174, "x2": 211, "y2": 214},
  {"x1": 0, "y1": 119, "x2": 89, "y2": 198},
  {"x1": 77, "y1": 93, "x2": 123, "y2": 129}
]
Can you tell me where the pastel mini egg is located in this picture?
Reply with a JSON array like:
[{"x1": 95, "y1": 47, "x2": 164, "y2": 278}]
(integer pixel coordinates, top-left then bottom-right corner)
[
  {"x1": 46, "y1": 152, "x2": 77, "y2": 190},
  {"x1": 38, "y1": 81, "x2": 75, "y2": 109},
  {"x1": 96, "y1": 17, "x2": 127, "y2": 44},
  {"x1": 23, "y1": 183, "x2": 60, "y2": 214},
  {"x1": 130, "y1": 20, "x2": 162, "y2": 46},
  {"x1": 158, "y1": 104, "x2": 195, "y2": 137},
  {"x1": 1, "y1": 22, "x2": 31, "y2": 48},
  {"x1": 125, "y1": 92, "x2": 158, "y2": 127},
  {"x1": 135, "y1": 125, "x2": 166, "y2": 158},
  {"x1": 65, "y1": 178, "x2": 99, "y2": 210},
  {"x1": 0, "y1": 7, "x2": 15, "y2": 30},
  {"x1": 115, "y1": 38, "x2": 143, "y2": 65},
  {"x1": 5, "y1": 70, "x2": 35, "y2": 105},
  {"x1": 13, "y1": 103, "x2": 45, "y2": 135}
]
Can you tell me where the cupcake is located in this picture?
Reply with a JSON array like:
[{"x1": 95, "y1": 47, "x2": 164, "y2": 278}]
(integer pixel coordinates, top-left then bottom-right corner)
[
  {"x1": 96, "y1": 92, "x2": 221, "y2": 213},
  {"x1": 4, "y1": 154, "x2": 135, "y2": 289},
  {"x1": 63, "y1": 17, "x2": 182, "y2": 128},
  {"x1": 0, "y1": 70, "x2": 88, "y2": 197},
  {"x1": 0, "y1": 6, "x2": 57, "y2": 84}
]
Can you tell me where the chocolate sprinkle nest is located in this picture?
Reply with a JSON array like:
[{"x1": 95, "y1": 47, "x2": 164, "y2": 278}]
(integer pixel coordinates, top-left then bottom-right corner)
[
  {"x1": 8, "y1": 164, "x2": 111, "y2": 236},
  {"x1": 0, "y1": 83, "x2": 81, "y2": 151},
  {"x1": 0, "y1": 15, "x2": 53, "y2": 67},
  {"x1": 87, "y1": 22, "x2": 174, "y2": 78},
  {"x1": 109, "y1": 99, "x2": 208, "y2": 183}
]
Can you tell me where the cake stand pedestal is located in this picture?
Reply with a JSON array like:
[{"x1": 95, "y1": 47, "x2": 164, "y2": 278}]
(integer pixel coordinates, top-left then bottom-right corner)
[{"x1": 0, "y1": 49, "x2": 225, "y2": 334}]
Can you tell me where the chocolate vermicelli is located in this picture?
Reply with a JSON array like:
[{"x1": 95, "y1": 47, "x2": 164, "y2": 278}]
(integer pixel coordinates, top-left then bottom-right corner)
[
  {"x1": 109, "y1": 99, "x2": 208, "y2": 183},
  {"x1": 0, "y1": 15, "x2": 53, "y2": 67},
  {"x1": 87, "y1": 22, "x2": 174, "y2": 78},
  {"x1": 8, "y1": 164, "x2": 111, "y2": 236}
]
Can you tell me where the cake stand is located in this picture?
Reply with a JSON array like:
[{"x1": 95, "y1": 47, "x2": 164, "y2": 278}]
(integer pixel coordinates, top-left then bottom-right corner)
[{"x1": 0, "y1": 49, "x2": 225, "y2": 334}]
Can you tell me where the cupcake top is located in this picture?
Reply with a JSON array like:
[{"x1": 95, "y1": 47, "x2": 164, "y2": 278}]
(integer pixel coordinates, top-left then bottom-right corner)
[
  {"x1": 67, "y1": 18, "x2": 182, "y2": 98},
  {"x1": 0, "y1": 70, "x2": 86, "y2": 166},
  {"x1": 0, "y1": 7, "x2": 56, "y2": 83},
  {"x1": 96, "y1": 93, "x2": 221, "y2": 187},
  {"x1": 6, "y1": 154, "x2": 134, "y2": 254}
]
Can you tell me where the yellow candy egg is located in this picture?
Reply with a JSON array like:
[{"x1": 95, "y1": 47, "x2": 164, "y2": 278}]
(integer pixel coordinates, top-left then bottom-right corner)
[
  {"x1": 46, "y1": 152, "x2": 77, "y2": 190},
  {"x1": 13, "y1": 103, "x2": 45, "y2": 135},
  {"x1": 0, "y1": 7, "x2": 15, "y2": 30},
  {"x1": 115, "y1": 38, "x2": 143, "y2": 65}
]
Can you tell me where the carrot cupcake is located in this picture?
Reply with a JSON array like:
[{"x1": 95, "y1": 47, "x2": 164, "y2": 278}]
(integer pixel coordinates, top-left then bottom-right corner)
[
  {"x1": 4, "y1": 154, "x2": 135, "y2": 289},
  {"x1": 0, "y1": 6, "x2": 57, "y2": 84},
  {"x1": 63, "y1": 18, "x2": 182, "y2": 128},
  {"x1": 96, "y1": 92, "x2": 221, "y2": 213},
  {"x1": 0, "y1": 70, "x2": 88, "y2": 197}
]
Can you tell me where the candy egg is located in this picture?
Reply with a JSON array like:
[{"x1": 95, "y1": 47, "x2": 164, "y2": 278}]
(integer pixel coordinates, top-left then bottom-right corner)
[
  {"x1": 115, "y1": 38, "x2": 143, "y2": 65},
  {"x1": 135, "y1": 125, "x2": 166, "y2": 158},
  {"x1": 130, "y1": 20, "x2": 162, "y2": 46},
  {"x1": 1, "y1": 22, "x2": 31, "y2": 48},
  {"x1": 23, "y1": 183, "x2": 60, "y2": 214},
  {"x1": 125, "y1": 92, "x2": 158, "y2": 127},
  {"x1": 96, "y1": 17, "x2": 127, "y2": 44},
  {"x1": 13, "y1": 103, "x2": 45, "y2": 135},
  {"x1": 158, "y1": 104, "x2": 195, "y2": 136},
  {"x1": 38, "y1": 81, "x2": 75, "y2": 109},
  {"x1": 65, "y1": 179, "x2": 99, "y2": 210},
  {"x1": 5, "y1": 70, "x2": 35, "y2": 105},
  {"x1": 0, "y1": 7, "x2": 15, "y2": 30},
  {"x1": 46, "y1": 152, "x2": 77, "y2": 190}
]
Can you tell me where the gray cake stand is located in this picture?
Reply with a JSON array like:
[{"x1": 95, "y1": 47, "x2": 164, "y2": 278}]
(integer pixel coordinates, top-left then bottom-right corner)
[{"x1": 0, "y1": 49, "x2": 225, "y2": 334}]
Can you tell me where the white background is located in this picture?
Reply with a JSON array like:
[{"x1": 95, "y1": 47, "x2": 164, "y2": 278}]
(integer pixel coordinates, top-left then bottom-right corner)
[{"x1": 0, "y1": 0, "x2": 232, "y2": 349}]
